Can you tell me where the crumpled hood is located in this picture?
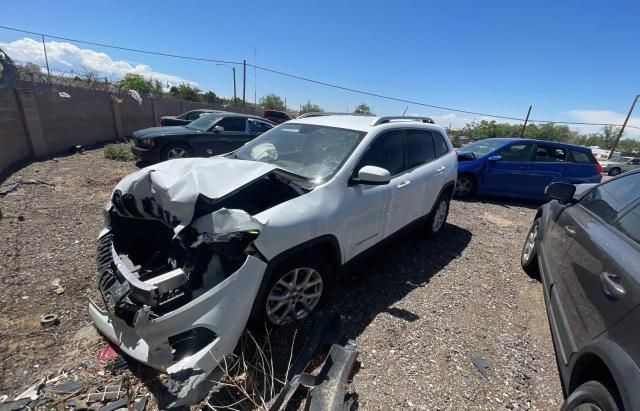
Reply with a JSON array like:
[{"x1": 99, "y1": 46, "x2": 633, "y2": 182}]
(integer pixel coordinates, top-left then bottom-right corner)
[{"x1": 112, "y1": 157, "x2": 277, "y2": 232}]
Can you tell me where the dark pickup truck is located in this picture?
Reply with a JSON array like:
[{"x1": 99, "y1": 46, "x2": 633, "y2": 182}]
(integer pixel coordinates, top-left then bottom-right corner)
[{"x1": 160, "y1": 109, "x2": 227, "y2": 126}]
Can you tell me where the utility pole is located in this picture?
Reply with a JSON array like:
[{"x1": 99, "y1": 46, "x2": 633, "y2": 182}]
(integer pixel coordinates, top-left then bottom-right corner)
[
  {"x1": 520, "y1": 105, "x2": 532, "y2": 138},
  {"x1": 609, "y1": 94, "x2": 639, "y2": 159},
  {"x1": 216, "y1": 64, "x2": 237, "y2": 102},
  {"x1": 41, "y1": 35, "x2": 51, "y2": 78},
  {"x1": 242, "y1": 60, "x2": 246, "y2": 108}
]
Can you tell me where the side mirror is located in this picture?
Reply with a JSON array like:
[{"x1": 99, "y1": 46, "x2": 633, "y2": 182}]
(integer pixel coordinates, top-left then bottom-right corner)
[
  {"x1": 213, "y1": 125, "x2": 224, "y2": 133},
  {"x1": 546, "y1": 182, "x2": 576, "y2": 203},
  {"x1": 354, "y1": 165, "x2": 391, "y2": 185},
  {"x1": 487, "y1": 155, "x2": 502, "y2": 161}
]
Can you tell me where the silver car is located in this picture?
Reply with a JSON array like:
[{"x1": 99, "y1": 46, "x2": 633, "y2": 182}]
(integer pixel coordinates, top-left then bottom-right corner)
[{"x1": 600, "y1": 156, "x2": 640, "y2": 176}]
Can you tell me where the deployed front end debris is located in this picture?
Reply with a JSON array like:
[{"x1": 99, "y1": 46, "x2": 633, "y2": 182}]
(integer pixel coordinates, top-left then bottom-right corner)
[{"x1": 88, "y1": 158, "x2": 287, "y2": 408}]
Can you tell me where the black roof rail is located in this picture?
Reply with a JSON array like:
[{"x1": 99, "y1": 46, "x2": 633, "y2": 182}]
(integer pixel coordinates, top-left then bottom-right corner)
[
  {"x1": 370, "y1": 116, "x2": 435, "y2": 126},
  {"x1": 296, "y1": 112, "x2": 375, "y2": 119}
]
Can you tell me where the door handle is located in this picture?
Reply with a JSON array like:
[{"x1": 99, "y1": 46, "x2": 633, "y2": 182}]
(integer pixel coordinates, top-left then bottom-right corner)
[
  {"x1": 600, "y1": 272, "x2": 626, "y2": 300},
  {"x1": 436, "y1": 166, "x2": 446, "y2": 173},
  {"x1": 563, "y1": 225, "x2": 576, "y2": 236},
  {"x1": 397, "y1": 181, "x2": 411, "y2": 189}
]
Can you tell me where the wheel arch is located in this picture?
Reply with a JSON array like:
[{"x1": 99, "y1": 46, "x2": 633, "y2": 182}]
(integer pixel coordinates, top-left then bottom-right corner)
[
  {"x1": 568, "y1": 339, "x2": 640, "y2": 410},
  {"x1": 248, "y1": 235, "x2": 341, "y2": 322}
]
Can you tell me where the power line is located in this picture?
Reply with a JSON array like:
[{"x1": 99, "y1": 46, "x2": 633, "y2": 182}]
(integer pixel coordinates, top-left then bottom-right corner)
[{"x1": 1, "y1": 24, "x2": 638, "y2": 130}]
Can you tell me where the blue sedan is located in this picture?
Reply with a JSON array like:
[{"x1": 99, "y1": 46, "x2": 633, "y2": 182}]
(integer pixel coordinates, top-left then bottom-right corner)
[{"x1": 455, "y1": 138, "x2": 603, "y2": 201}]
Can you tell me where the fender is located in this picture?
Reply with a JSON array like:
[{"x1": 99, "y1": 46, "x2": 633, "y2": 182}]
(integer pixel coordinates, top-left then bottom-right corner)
[{"x1": 569, "y1": 337, "x2": 640, "y2": 410}]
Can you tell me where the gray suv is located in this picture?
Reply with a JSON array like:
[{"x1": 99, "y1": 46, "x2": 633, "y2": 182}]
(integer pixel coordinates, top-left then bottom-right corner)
[{"x1": 521, "y1": 170, "x2": 640, "y2": 411}]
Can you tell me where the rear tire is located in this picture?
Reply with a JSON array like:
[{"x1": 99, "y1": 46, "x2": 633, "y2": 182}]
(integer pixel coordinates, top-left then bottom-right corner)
[
  {"x1": 424, "y1": 194, "x2": 450, "y2": 238},
  {"x1": 454, "y1": 174, "x2": 476, "y2": 198},
  {"x1": 561, "y1": 380, "x2": 621, "y2": 411},
  {"x1": 521, "y1": 218, "x2": 541, "y2": 278},
  {"x1": 161, "y1": 143, "x2": 192, "y2": 161},
  {"x1": 608, "y1": 168, "x2": 621, "y2": 176}
]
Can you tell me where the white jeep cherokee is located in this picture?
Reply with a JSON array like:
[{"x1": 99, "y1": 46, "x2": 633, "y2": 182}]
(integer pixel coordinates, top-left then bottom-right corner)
[{"x1": 89, "y1": 114, "x2": 457, "y2": 406}]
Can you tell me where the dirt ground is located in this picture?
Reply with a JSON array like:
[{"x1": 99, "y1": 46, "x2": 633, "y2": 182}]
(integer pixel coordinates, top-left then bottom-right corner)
[{"x1": 0, "y1": 148, "x2": 563, "y2": 409}]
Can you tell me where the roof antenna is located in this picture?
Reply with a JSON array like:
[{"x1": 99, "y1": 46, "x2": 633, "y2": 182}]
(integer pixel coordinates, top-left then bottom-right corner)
[{"x1": 402, "y1": 106, "x2": 408, "y2": 116}]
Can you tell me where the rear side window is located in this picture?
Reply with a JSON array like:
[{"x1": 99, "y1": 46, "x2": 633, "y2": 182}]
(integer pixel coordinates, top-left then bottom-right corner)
[
  {"x1": 534, "y1": 145, "x2": 567, "y2": 162},
  {"x1": 406, "y1": 130, "x2": 436, "y2": 168},
  {"x1": 630, "y1": 159, "x2": 640, "y2": 165},
  {"x1": 217, "y1": 117, "x2": 246, "y2": 132},
  {"x1": 248, "y1": 119, "x2": 272, "y2": 132},
  {"x1": 614, "y1": 203, "x2": 640, "y2": 245},
  {"x1": 186, "y1": 111, "x2": 202, "y2": 121},
  {"x1": 357, "y1": 130, "x2": 405, "y2": 176},
  {"x1": 499, "y1": 144, "x2": 534, "y2": 162},
  {"x1": 432, "y1": 131, "x2": 449, "y2": 157},
  {"x1": 580, "y1": 173, "x2": 640, "y2": 222},
  {"x1": 571, "y1": 150, "x2": 596, "y2": 164}
]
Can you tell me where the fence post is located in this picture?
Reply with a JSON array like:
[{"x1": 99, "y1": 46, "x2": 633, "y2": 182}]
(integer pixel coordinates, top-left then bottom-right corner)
[
  {"x1": 109, "y1": 93, "x2": 124, "y2": 139},
  {"x1": 151, "y1": 98, "x2": 158, "y2": 126},
  {"x1": 14, "y1": 88, "x2": 48, "y2": 158}
]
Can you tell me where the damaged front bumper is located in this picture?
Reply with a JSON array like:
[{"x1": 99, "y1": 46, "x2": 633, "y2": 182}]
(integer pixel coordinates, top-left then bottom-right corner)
[{"x1": 89, "y1": 233, "x2": 267, "y2": 408}]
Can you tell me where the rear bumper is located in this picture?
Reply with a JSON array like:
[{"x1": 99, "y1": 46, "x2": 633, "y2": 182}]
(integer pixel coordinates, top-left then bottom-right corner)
[{"x1": 89, "y1": 235, "x2": 267, "y2": 407}]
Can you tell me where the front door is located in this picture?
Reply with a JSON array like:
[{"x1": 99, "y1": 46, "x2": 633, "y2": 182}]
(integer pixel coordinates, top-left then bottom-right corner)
[
  {"x1": 195, "y1": 117, "x2": 250, "y2": 156},
  {"x1": 553, "y1": 173, "x2": 640, "y2": 362},
  {"x1": 482, "y1": 142, "x2": 535, "y2": 196}
]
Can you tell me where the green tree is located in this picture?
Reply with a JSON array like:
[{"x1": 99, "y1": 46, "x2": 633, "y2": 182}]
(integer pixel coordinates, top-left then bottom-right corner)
[
  {"x1": 203, "y1": 91, "x2": 222, "y2": 104},
  {"x1": 168, "y1": 83, "x2": 203, "y2": 101},
  {"x1": 259, "y1": 93, "x2": 286, "y2": 110},
  {"x1": 299, "y1": 100, "x2": 324, "y2": 115},
  {"x1": 117, "y1": 73, "x2": 163, "y2": 95},
  {"x1": 353, "y1": 103, "x2": 373, "y2": 115}
]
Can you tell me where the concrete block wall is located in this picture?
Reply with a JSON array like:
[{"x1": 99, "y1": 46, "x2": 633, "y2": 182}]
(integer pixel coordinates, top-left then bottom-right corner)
[
  {"x1": 0, "y1": 85, "x2": 265, "y2": 175},
  {"x1": 0, "y1": 89, "x2": 30, "y2": 172}
]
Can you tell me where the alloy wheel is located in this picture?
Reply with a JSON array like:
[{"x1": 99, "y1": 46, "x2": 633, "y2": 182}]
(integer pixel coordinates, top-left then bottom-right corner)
[
  {"x1": 166, "y1": 147, "x2": 188, "y2": 159},
  {"x1": 266, "y1": 267, "x2": 323, "y2": 325},
  {"x1": 522, "y1": 222, "x2": 538, "y2": 264},
  {"x1": 432, "y1": 199, "x2": 448, "y2": 232},
  {"x1": 455, "y1": 176, "x2": 473, "y2": 197}
]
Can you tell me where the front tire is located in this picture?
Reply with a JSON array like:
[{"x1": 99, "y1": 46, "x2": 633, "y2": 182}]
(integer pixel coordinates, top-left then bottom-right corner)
[
  {"x1": 521, "y1": 218, "x2": 540, "y2": 277},
  {"x1": 608, "y1": 168, "x2": 621, "y2": 177},
  {"x1": 424, "y1": 194, "x2": 450, "y2": 238},
  {"x1": 561, "y1": 381, "x2": 621, "y2": 411},
  {"x1": 454, "y1": 174, "x2": 476, "y2": 198},
  {"x1": 256, "y1": 255, "x2": 332, "y2": 327},
  {"x1": 161, "y1": 143, "x2": 192, "y2": 161}
]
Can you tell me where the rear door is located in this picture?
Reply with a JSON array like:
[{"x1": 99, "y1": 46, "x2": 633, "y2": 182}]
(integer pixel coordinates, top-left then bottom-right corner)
[
  {"x1": 565, "y1": 149, "x2": 600, "y2": 183},
  {"x1": 525, "y1": 144, "x2": 569, "y2": 197},
  {"x1": 482, "y1": 142, "x2": 535, "y2": 196},
  {"x1": 552, "y1": 173, "x2": 640, "y2": 363},
  {"x1": 405, "y1": 129, "x2": 439, "y2": 222}
]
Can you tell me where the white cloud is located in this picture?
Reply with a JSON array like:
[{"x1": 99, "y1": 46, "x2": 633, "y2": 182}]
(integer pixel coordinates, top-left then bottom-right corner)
[
  {"x1": 566, "y1": 110, "x2": 640, "y2": 139},
  {"x1": 0, "y1": 37, "x2": 195, "y2": 88}
]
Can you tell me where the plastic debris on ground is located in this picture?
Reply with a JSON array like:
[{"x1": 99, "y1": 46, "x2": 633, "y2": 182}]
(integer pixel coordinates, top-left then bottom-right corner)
[
  {"x1": 96, "y1": 344, "x2": 119, "y2": 362},
  {"x1": 472, "y1": 356, "x2": 490, "y2": 378}
]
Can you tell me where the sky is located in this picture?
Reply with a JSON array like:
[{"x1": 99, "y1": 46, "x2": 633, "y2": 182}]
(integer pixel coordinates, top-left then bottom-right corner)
[{"x1": 0, "y1": 0, "x2": 639, "y2": 137}]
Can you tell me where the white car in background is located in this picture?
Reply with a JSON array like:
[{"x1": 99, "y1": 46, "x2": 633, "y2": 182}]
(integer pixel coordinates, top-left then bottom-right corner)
[
  {"x1": 599, "y1": 156, "x2": 640, "y2": 176},
  {"x1": 89, "y1": 113, "x2": 458, "y2": 407}
]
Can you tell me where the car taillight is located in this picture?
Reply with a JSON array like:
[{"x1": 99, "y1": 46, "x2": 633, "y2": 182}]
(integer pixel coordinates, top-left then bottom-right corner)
[
  {"x1": 160, "y1": 118, "x2": 165, "y2": 126},
  {"x1": 595, "y1": 163, "x2": 603, "y2": 174}
]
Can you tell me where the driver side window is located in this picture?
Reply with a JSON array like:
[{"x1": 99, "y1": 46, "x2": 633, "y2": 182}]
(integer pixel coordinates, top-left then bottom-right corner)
[{"x1": 356, "y1": 130, "x2": 405, "y2": 176}]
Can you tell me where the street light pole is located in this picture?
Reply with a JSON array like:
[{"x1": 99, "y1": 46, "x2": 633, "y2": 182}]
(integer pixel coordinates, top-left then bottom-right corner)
[
  {"x1": 609, "y1": 94, "x2": 639, "y2": 159},
  {"x1": 216, "y1": 63, "x2": 237, "y2": 103}
]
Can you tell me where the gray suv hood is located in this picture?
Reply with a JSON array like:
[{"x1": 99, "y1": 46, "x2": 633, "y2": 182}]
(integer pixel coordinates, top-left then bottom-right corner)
[{"x1": 112, "y1": 157, "x2": 277, "y2": 232}]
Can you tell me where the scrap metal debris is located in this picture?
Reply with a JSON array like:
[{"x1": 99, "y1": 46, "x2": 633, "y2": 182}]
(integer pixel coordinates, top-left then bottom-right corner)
[
  {"x1": 85, "y1": 380, "x2": 128, "y2": 403},
  {"x1": 270, "y1": 313, "x2": 358, "y2": 411},
  {"x1": 472, "y1": 356, "x2": 490, "y2": 379}
]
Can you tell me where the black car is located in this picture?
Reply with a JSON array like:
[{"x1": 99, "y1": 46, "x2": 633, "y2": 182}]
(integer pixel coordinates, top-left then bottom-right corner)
[
  {"x1": 521, "y1": 171, "x2": 640, "y2": 411},
  {"x1": 160, "y1": 109, "x2": 226, "y2": 126},
  {"x1": 132, "y1": 113, "x2": 275, "y2": 162},
  {"x1": 262, "y1": 110, "x2": 292, "y2": 124}
]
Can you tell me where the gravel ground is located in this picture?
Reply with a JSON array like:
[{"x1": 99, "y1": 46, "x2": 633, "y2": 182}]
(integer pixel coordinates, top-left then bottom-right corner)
[{"x1": 0, "y1": 148, "x2": 563, "y2": 409}]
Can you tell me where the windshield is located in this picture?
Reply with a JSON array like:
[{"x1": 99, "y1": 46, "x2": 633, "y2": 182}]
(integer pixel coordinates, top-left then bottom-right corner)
[
  {"x1": 609, "y1": 156, "x2": 633, "y2": 163},
  {"x1": 459, "y1": 139, "x2": 507, "y2": 157},
  {"x1": 186, "y1": 114, "x2": 223, "y2": 131},
  {"x1": 235, "y1": 123, "x2": 366, "y2": 181}
]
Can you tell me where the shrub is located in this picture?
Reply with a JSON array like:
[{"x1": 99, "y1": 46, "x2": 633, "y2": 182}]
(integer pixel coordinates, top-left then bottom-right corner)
[{"x1": 104, "y1": 143, "x2": 136, "y2": 161}]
